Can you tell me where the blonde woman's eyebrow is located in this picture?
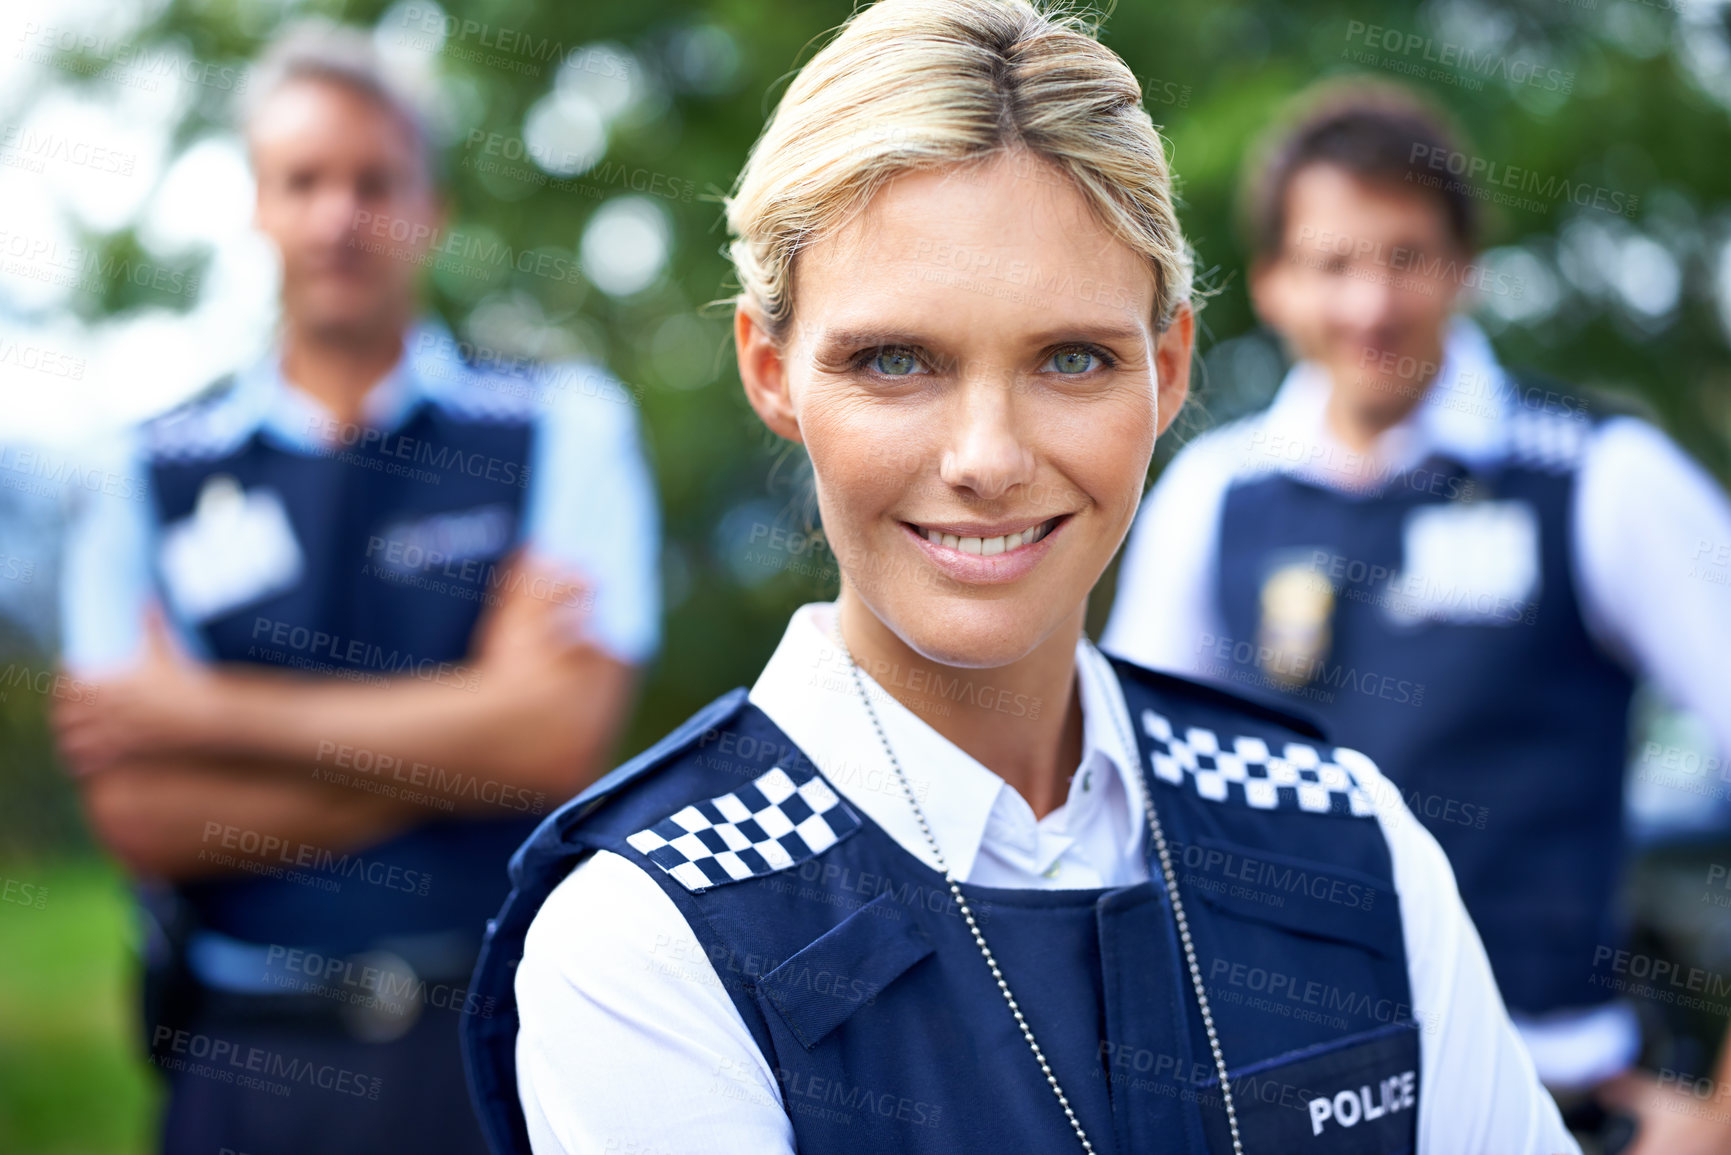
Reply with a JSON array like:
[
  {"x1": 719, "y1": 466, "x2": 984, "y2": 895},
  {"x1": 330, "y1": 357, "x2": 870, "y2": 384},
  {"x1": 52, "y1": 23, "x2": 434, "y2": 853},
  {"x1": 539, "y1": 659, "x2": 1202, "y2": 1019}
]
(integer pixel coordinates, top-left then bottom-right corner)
[
  {"x1": 1021, "y1": 322, "x2": 1149, "y2": 347},
  {"x1": 814, "y1": 328, "x2": 935, "y2": 352},
  {"x1": 816, "y1": 321, "x2": 1147, "y2": 354}
]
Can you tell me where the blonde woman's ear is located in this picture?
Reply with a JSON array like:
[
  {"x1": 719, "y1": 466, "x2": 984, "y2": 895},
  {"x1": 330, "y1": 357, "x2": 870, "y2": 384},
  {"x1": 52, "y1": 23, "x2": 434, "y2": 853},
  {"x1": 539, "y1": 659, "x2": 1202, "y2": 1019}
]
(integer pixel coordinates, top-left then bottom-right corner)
[
  {"x1": 736, "y1": 305, "x2": 803, "y2": 444},
  {"x1": 1153, "y1": 302, "x2": 1196, "y2": 438}
]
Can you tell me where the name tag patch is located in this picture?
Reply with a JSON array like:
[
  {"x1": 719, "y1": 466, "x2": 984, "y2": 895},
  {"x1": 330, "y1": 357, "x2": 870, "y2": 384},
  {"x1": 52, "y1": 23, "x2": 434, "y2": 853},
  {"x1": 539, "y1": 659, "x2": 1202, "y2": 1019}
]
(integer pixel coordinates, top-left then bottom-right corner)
[
  {"x1": 159, "y1": 475, "x2": 304, "y2": 623},
  {"x1": 368, "y1": 503, "x2": 515, "y2": 576},
  {"x1": 1383, "y1": 500, "x2": 1539, "y2": 626}
]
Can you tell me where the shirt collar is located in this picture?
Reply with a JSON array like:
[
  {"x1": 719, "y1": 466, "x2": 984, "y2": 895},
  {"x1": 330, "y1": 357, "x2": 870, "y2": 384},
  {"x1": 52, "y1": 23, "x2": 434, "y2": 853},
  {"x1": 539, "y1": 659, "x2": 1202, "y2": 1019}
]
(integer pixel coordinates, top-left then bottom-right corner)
[
  {"x1": 1254, "y1": 316, "x2": 1511, "y2": 488},
  {"x1": 746, "y1": 602, "x2": 1145, "y2": 882},
  {"x1": 224, "y1": 318, "x2": 458, "y2": 453}
]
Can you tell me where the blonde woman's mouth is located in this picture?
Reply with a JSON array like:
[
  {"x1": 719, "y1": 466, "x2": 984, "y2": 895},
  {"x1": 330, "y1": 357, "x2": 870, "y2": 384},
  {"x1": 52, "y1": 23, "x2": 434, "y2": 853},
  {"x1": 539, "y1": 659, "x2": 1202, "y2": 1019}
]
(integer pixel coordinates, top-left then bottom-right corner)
[{"x1": 898, "y1": 514, "x2": 1070, "y2": 582}]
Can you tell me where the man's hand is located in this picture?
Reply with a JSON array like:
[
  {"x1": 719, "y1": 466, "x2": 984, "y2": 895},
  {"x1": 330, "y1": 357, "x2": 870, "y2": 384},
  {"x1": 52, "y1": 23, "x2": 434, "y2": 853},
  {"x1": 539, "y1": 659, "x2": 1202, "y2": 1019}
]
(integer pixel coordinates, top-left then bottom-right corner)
[
  {"x1": 53, "y1": 607, "x2": 222, "y2": 778},
  {"x1": 1599, "y1": 1070, "x2": 1731, "y2": 1154}
]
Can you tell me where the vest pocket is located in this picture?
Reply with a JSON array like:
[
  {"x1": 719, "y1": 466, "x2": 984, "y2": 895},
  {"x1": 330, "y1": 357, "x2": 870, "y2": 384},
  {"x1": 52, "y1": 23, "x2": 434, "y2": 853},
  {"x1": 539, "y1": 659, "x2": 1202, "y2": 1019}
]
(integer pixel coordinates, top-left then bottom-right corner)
[
  {"x1": 1179, "y1": 834, "x2": 1401, "y2": 957},
  {"x1": 1196, "y1": 1021, "x2": 1421, "y2": 1152},
  {"x1": 754, "y1": 892, "x2": 935, "y2": 1050}
]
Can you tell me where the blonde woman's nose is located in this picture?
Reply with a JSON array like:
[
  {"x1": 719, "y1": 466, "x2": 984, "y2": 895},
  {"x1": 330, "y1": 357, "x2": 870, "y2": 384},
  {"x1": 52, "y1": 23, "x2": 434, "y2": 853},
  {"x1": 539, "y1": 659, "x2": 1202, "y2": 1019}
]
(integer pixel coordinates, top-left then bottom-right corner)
[{"x1": 937, "y1": 377, "x2": 1036, "y2": 501}]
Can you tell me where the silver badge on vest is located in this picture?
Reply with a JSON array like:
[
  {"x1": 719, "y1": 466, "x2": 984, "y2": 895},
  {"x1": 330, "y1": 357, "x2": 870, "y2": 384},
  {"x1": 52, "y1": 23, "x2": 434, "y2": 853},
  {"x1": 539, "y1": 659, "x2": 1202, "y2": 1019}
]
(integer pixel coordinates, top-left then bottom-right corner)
[{"x1": 1256, "y1": 558, "x2": 1335, "y2": 688}]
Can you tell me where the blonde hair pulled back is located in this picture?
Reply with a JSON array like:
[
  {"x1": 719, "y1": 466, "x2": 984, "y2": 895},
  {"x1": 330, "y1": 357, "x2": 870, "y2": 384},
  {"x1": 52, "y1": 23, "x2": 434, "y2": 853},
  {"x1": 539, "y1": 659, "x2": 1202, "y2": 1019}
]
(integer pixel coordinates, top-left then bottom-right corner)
[{"x1": 724, "y1": 0, "x2": 1194, "y2": 342}]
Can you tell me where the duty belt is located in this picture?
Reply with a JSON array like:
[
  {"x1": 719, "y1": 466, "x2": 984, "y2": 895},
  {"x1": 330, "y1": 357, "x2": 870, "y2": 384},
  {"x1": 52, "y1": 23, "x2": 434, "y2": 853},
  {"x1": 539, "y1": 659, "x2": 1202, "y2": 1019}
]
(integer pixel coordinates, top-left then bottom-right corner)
[{"x1": 184, "y1": 928, "x2": 483, "y2": 1043}]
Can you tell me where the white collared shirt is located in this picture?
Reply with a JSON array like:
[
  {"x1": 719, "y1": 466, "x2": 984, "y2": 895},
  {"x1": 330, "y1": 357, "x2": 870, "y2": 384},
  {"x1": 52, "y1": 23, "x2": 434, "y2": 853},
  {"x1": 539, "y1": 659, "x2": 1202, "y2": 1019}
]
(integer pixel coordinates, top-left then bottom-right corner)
[
  {"x1": 767, "y1": 608, "x2": 1148, "y2": 890},
  {"x1": 514, "y1": 602, "x2": 1577, "y2": 1155},
  {"x1": 1102, "y1": 317, "x2": 1731, "y2": 1087}
]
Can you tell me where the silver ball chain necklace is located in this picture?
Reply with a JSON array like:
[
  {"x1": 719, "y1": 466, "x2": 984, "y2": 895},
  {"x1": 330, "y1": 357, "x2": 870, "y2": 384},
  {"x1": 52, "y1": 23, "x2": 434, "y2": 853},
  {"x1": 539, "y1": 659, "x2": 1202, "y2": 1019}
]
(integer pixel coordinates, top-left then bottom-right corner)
[{"x1": 833, "y1": 619, "x2": 1245, "y2": 1154}]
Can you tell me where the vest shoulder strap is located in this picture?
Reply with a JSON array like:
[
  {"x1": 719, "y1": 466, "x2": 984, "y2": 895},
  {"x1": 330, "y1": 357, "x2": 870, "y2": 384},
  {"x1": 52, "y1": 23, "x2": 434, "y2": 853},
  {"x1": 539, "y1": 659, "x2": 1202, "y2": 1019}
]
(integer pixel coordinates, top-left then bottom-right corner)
[
  {"x1": 141, "y1": 373, "x2": 245, "y2": 462},
  {"x1": 1112, "y1": 656, "x2": 1395, "y2": 822},
  {"x1": 1108, "y1": 654, "x2": 1329, "y2": 740}
]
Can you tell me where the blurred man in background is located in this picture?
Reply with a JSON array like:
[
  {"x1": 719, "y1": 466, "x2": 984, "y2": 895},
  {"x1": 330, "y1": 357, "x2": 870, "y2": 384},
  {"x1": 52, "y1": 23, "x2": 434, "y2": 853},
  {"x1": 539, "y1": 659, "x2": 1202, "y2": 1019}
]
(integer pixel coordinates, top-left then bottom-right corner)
[
  {"x1": 51, "y1": 23, "x2": 659, "y2": 1155},
  {"x1": 1104, "y1": 79, "x2": 1731, "y2": 1152}
]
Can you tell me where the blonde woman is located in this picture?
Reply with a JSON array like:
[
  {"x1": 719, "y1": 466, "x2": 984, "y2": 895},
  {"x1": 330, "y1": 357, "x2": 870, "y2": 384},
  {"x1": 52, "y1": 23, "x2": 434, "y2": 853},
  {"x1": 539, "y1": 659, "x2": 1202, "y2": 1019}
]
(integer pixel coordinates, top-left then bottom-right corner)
[{"x1": 464, "y1": 2, "x2": 1576, "y2": 1151}]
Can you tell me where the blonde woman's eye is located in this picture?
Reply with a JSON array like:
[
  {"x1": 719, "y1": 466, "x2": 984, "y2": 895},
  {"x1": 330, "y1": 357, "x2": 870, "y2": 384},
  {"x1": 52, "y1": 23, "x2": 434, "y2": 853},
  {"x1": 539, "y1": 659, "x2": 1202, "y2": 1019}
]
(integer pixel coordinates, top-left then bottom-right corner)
[
  {"x1": 871, "y1": 349, "x2": 923, "y2": 376},
  {"x1": 1050, "y1": 347, "x2": 1099, "y2": 374}
]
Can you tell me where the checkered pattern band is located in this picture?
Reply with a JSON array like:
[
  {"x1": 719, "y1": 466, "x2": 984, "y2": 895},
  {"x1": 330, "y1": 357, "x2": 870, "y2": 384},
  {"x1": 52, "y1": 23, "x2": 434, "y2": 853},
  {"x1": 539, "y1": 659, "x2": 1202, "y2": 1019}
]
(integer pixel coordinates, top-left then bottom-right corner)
[
  {"x1": 1505, "y1": 407, "x2": 1587, "y2": 474},
  {"x1": 626, "y1": 765, "x2": 863, "y2": 893},
  {"x1": 1141, "y1": 709, "x2": 1377, "y2": 817}
]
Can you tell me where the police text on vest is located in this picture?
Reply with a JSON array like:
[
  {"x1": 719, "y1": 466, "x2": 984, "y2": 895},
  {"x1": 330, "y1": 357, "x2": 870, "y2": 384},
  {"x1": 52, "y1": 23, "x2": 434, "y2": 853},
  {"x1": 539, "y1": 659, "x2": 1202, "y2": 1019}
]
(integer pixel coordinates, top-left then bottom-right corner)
[{"x1": 1308, "y1": 1071, "x2": 1416, "y2": 1135}]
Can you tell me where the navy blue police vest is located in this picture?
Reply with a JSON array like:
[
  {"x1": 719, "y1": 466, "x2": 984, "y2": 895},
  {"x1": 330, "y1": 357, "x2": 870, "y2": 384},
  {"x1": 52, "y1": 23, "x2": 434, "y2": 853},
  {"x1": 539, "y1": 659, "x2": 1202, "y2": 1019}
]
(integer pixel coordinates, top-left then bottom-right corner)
[
  {"x1": 465, "y1": 659, "x2": 1426, "y2": 1154},
  {"x1": 1211, "y1": 402, "x2": 1634, "y2": 1017},
  {"x1": 143, "y1": 376, "x2": 543, "y2": 954}
]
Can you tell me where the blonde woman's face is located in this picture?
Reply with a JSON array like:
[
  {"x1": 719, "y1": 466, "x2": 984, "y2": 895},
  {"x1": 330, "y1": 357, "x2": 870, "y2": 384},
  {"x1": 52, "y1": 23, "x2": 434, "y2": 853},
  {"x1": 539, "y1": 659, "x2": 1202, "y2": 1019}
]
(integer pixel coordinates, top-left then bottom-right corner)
[{"x1": 741, "y1": 152, "x2": 1193, "y2": 669}]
